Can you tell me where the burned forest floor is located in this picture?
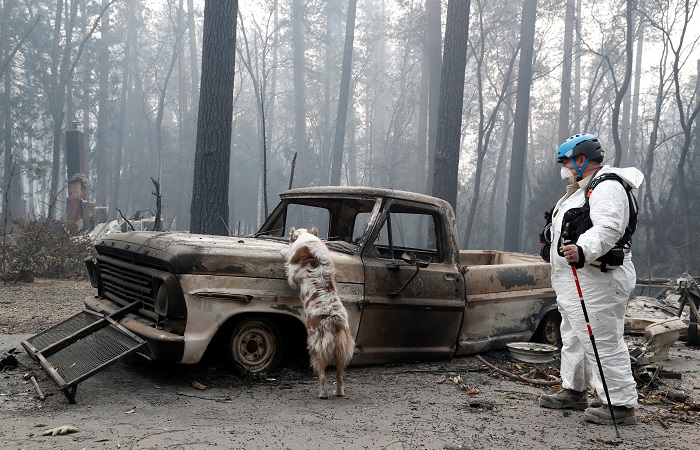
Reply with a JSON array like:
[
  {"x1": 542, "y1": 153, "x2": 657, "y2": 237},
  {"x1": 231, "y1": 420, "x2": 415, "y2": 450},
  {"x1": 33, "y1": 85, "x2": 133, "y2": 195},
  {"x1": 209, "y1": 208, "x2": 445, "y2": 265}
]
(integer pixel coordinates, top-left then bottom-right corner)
[{"x1": 1, "y1": 279, "x2": 699, "y2": 450}]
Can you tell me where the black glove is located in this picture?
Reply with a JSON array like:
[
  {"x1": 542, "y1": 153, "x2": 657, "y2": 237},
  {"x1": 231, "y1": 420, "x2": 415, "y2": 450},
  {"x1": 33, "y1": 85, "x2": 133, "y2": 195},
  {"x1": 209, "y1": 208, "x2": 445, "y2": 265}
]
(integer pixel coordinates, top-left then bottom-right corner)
[{"x1": 571, "y1": 245, "x2": 585, "y2": 269}]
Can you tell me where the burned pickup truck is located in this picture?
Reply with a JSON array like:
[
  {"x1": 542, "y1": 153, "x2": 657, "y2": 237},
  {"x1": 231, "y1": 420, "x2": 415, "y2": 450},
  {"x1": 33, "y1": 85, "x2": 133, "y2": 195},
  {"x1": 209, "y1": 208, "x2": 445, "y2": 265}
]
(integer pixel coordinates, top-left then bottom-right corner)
[{"x1": 24, "y1": 187, "x2": 559, "y2": 401}]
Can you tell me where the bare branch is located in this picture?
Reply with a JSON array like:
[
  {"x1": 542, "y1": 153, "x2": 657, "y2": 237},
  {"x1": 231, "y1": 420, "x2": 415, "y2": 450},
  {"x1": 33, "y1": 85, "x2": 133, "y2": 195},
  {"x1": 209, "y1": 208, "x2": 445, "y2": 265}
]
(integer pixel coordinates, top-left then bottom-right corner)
[{"x1": 115, "y1": 208, "x2": 135, "y2": 232}]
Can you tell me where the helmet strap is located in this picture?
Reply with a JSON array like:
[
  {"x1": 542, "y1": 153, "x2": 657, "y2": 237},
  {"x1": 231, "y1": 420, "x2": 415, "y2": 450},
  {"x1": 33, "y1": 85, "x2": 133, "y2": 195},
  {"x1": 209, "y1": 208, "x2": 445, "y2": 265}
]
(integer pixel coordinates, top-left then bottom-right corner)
[{"x1": 570, "y1": 156, "x2": 588, "y2": 180}]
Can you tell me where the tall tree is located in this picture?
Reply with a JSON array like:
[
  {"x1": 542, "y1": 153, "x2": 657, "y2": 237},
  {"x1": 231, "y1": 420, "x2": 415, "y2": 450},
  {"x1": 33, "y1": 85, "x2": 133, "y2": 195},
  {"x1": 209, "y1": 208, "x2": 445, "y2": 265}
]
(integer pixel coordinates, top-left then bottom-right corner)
[
  {"x1": 178, "y1": 0, "x2": 187, "y2": 179},
  {"x1": 640, "y1": 33, "x2": 670, "y2": 224},
  {"x1": 190, "y1": 0, "x2": 238, "y2": 235},
  {"x1": 424, "y1": 0, "x2": 441, "y2": 195},
  {"x1": 415, "y1": 2, "x2": 430, "y2": 193},
  {"x1": 94, "y1": 0, "x2": 111, "y2": 208},
  {"x1": 236, "y1": 10, "x2": 270, "y2": 225},
  {"x1": 431, "y1": 0, "x2": 471, "y2": 213},
  {"x1": 80, "y1": 0, "x2": 91, "y2": 179},
  {"x1": 1, "y1": 0, "x2": 16, "y2": 228},
  {"x1": 374, "y1": 0, "x2": 389, "y2": 186},
  {"x1": 612, "y1": 0, "x2": 634, "y2": 166},
  {"x1": 187, "y1": 0, "x2": 199, "y2": 119},
  {"x1": 626, "y1": 19, "x2": 644, "y2": 167},
  {"x1": 291, "y1": 0, "x2": 306, "y2": 186},
  {"x1": 110, "y1": 3, "x2": 137, "y2": 221},
  {"x1": 503, "y1": 0, "x2": 537, "y2": 252},
  {"x1": 155, "y1": 0, "x2": 184, "y2": 197},
  {"x1": 329, "y1": 0, "x2": 357, "y2": 186},
  {"x1": 347, "y1": 96, "x2": 357, "y2": 186},
  {"x1": 486, "y1": 98, "x2": 514, "y2": 249},
  {"x1": 572, "y1": 0, "x2": 582, "y2": 131},
  {"x1": 321, "y1": 2, "x2": 334, "y2": 172},
  {"x1": 558, "y1": 0, "x2": 574, "y2": 143},
  {"x1": 267, "y1": 0, "x2": 279, "y2": 167},
  {"x1": 46, "y1": 0, "x2": 76, "y2": 221}
]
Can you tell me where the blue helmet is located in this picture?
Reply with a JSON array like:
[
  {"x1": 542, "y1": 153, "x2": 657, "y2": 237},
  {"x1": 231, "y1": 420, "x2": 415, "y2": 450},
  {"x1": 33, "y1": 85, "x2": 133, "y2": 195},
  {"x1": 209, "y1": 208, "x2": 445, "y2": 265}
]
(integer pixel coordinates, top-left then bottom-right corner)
[{"x1": 557, "y1": 133, "x2": 604, "y2": 163}]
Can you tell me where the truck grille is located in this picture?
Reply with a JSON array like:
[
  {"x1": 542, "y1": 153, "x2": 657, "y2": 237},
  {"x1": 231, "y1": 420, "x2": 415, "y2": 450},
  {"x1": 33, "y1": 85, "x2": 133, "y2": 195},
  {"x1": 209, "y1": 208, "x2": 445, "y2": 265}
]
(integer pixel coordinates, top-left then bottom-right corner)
[{"x1": 98, "y1": 257, "x2": 157, "y2": 315}]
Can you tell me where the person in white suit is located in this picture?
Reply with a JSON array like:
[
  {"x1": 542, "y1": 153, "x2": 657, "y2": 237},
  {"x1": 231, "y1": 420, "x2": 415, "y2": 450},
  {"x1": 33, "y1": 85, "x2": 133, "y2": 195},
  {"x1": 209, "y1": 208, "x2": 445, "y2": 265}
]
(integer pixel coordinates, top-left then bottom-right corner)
[{"x1": 540, "y1": 133, "x2": 643, "y2": 426}]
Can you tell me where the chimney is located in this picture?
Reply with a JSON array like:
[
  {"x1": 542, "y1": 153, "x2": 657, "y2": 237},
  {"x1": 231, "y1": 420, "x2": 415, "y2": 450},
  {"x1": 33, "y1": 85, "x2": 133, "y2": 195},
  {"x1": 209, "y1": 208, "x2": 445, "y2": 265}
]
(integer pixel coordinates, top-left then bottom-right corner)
[
  {"x1": 65, "y1": 124, "x2": 85, "y2": 179},
  {"x1": 65, "y1": 124, "x2": 88, "y2": 227}
]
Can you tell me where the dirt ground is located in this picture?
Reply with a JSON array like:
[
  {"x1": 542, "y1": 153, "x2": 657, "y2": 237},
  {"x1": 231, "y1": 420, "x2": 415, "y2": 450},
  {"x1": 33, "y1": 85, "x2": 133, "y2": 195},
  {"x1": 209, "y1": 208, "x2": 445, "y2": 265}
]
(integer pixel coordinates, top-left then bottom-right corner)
[{"x1": 1, "y1": 279, "x2": 699, "y2": 450}]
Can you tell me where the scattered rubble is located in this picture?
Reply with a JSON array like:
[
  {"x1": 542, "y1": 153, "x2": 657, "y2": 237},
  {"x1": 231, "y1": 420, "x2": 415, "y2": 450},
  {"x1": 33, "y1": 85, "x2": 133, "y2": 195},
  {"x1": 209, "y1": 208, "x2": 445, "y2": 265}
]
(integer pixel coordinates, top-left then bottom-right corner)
[
  {"x1": 449, "y1": 344, "x2": 699, "y2": 430},
  {"x1": 86, "y1": 212, "x2": 165, "y2": 242},
  {"x1": 476, "y1": 354, "x2": 561, "y2": 386},
  {"x1": 627, "y1": 295, "x2": 687, "y2": 322},
  {"x1": 625, "y1": 273, "x2": 700, "y2": 372},
  {"x1": 0, "y1": 348, "x2": 19, "y2": 370},
  {"x1": 440, "y1": 274, "x2": 700, "y2": 430}
]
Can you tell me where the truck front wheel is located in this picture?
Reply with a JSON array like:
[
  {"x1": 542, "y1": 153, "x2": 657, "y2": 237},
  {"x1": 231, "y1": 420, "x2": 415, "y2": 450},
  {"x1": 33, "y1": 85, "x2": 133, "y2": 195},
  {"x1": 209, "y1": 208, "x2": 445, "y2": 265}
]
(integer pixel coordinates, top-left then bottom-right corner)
[{"x1": 229, "y1": 317, "x2": 284, "y2": 374}]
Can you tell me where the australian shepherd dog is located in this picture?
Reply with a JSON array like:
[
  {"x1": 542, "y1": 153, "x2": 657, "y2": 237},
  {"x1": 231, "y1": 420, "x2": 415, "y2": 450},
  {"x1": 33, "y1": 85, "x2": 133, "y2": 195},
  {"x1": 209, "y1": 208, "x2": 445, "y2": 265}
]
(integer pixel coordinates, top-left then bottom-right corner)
[{"x1": 281, "y1": 227, "x2": 355, "y2": 398}]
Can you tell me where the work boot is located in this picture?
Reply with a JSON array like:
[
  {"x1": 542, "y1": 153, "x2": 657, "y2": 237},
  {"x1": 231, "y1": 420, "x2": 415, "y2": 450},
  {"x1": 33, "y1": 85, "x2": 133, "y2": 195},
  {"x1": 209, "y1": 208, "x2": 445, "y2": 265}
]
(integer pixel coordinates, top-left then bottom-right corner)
[
  {"x1": 584, "y1": 405, "x2": 636, "y2": 425},
  {"x1": 539, "y1": 389, "x2": 588, "y2": 410},
  {"x1": 589, "y1": 397, "x2": 604, "y2": 408}
]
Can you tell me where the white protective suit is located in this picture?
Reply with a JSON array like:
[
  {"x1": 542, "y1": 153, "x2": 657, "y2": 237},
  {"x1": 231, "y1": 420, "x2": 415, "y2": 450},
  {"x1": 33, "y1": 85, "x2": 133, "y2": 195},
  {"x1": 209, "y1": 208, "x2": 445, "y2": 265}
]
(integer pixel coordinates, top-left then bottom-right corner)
[{"x1": 550, "y1": 165, "x2": 644, "y2": 408}]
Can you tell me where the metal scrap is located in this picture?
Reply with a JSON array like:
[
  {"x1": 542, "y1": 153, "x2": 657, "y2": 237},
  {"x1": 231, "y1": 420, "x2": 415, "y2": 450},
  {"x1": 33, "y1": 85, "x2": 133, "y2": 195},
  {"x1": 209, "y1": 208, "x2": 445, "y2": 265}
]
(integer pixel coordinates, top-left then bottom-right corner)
[
  {"x1": 673, "y1": 274, "x2": 700, "y2": 346},
  {"x1": 643, "y1": 318, "x2": 687, "y2": 362},
  {"x1": 0, "y1": 348, "x2": 19, "y2": 371},
  {"x1": 625, "y1": 273, "x2": 700, "y2": 364}
]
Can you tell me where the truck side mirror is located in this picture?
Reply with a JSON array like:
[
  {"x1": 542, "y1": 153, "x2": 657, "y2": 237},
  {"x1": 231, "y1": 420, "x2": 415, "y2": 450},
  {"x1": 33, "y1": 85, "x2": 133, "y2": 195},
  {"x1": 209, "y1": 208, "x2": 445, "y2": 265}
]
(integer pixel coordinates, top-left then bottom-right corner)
[
  {"x1": 401, "y1": 251, "x2": 430, "y2": 268},
  {"x1": 389, "y1": 252, "x2": 431, "y2": 296}
]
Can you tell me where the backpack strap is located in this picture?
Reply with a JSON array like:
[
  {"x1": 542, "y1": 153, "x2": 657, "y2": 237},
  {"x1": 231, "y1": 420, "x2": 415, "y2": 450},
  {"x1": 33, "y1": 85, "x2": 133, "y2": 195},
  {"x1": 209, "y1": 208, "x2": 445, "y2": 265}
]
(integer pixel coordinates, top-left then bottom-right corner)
[{"x1": 584, "y1": 173, "x2": 638, "y2": 249}]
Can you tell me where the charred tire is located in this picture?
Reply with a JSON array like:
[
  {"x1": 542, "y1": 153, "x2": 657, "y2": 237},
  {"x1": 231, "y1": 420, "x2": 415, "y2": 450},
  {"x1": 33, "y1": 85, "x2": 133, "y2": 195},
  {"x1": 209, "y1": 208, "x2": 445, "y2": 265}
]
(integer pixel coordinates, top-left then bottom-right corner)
[
  {"x1": 229, "y1": 316, "x2": 284, "y2": 374},
  {"x1": 535, "y1": 311, "x2": 562, "y2": 346}
]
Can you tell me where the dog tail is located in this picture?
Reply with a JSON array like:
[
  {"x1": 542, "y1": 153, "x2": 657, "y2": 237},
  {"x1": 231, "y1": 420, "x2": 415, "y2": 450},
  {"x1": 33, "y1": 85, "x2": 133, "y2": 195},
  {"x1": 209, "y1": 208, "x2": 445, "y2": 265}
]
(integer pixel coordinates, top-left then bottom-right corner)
[
  {"x1": 336, "y1": 326, "x2": 356, "y2": 367},
  {"x1": 308, "y1": 317, "x2": 356, "y2": 366}
]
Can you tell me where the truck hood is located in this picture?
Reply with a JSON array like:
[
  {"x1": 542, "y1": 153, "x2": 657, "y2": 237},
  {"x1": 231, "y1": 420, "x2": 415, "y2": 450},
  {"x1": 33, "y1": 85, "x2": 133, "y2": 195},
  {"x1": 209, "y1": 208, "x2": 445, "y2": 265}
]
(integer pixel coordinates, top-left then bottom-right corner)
[{"x1": 94, "y1": 231, "x2": 361, "y2": 282}]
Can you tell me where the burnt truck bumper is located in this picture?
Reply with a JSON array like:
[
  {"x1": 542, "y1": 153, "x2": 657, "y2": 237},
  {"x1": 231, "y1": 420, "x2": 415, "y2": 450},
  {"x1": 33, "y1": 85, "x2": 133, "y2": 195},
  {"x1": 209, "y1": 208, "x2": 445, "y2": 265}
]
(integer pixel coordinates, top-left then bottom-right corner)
[{"x1": 83, "y1": 296, "x2": 185, "y2": 363}]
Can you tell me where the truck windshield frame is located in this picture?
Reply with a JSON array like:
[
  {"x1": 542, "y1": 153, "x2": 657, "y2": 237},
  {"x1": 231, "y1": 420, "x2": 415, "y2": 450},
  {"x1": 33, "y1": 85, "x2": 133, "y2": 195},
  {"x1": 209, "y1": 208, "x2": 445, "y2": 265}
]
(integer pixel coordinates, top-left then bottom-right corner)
[{"x1": 256, "y1": 196, "x2": 380, "y2": 245}]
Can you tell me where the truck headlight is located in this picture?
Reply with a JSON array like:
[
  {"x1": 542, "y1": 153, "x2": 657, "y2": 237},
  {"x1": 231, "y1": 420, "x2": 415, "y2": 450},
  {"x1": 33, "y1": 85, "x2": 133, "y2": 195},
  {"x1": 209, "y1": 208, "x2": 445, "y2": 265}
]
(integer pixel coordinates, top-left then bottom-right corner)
[
  {"x1": 84, "y1": 257, "x2": 100, "y2": 289},
  {"x1": 156, "y1": 284, "x2": 168, "y2": 314},
  {"x1": 153, "y1": 277, "x2": 186, "y2": 320}
]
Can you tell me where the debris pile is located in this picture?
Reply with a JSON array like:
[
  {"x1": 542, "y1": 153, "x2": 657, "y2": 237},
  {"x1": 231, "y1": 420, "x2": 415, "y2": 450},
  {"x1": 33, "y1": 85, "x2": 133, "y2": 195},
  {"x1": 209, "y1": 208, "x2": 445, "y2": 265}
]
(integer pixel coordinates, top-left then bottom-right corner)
[
  {"x1": 87, "y1": 211, "x2": 165, "y2": 242},
  {"x1": 625, "y1": 273, "x2": 700, "y2": 369}
]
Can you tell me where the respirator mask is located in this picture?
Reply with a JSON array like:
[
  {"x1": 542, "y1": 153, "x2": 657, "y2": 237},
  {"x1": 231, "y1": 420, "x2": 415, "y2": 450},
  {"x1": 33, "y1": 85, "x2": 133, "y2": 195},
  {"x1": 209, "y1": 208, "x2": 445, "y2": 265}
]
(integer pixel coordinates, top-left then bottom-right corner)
[{"x1": 560, "y1": 166, "x2": 577, "y2": 184}]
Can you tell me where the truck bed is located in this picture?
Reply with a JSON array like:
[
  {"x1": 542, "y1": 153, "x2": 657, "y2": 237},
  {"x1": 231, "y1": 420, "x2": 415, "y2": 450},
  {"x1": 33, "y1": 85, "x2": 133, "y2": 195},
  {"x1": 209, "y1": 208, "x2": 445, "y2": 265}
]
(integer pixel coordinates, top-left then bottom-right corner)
[{"x1": 459, "y1": 250, "x2": 553, "y2": 296}]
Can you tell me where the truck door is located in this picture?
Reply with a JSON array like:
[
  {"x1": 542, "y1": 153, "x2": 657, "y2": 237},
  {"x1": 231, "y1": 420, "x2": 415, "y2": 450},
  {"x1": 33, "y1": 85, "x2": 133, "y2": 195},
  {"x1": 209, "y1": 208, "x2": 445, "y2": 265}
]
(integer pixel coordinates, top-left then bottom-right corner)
[{"x1": 353, "y1": 201, "x2": 465, "y2": 365}]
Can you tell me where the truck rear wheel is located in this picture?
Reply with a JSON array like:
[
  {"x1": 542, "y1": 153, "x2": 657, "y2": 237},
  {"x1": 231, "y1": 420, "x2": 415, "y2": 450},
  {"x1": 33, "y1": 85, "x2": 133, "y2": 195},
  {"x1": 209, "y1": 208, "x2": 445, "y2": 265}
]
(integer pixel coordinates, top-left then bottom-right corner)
[
  {"x1": 229, "y1": 317, "x2": 284, "y2": 374},
  {"x1": 535, "y1": 311, "x2": 562, "y2": 346}
]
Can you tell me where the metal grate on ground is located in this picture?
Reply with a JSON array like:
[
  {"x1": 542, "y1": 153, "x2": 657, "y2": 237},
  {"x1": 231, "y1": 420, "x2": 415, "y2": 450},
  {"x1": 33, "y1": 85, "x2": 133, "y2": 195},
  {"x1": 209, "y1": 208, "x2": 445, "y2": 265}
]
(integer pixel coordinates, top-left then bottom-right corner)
[
  {"x1": 25, "y1": 311, "x2": 100, "y2": 353},
  {"x1": 22, "y1": 306, "x2": 146, "y2": 403},
  {"x1": 45, "y1": 323, "x2": 144, "y2": 385}
]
